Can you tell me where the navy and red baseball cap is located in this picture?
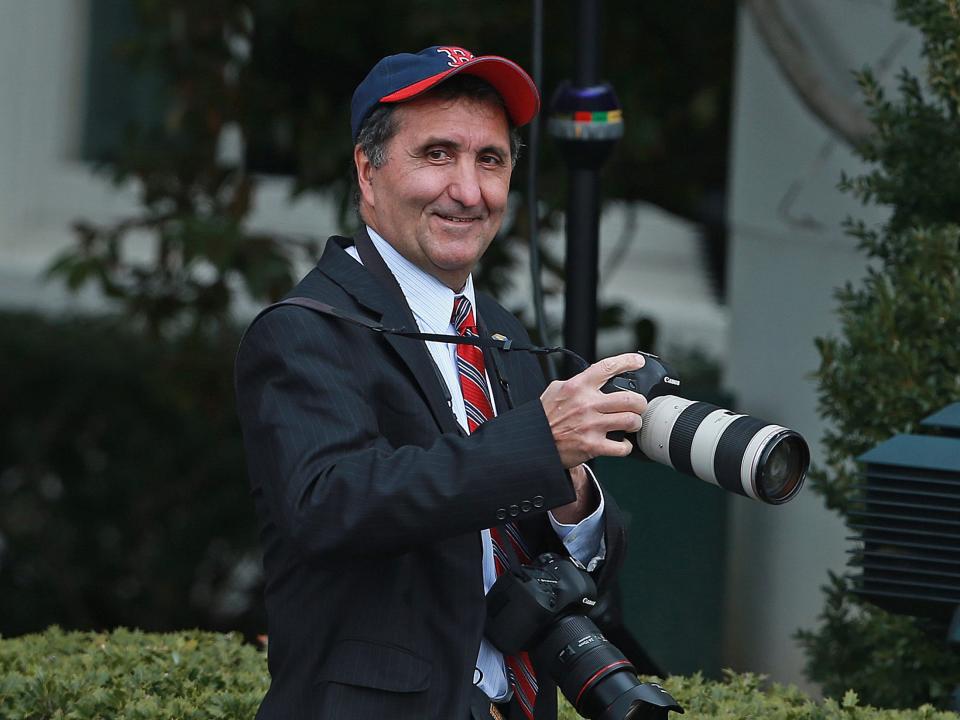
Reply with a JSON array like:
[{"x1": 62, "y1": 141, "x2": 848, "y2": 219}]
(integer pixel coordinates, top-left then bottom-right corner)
[{"x1": 350, "y1": 45, "x2": 540, "y2": 141}]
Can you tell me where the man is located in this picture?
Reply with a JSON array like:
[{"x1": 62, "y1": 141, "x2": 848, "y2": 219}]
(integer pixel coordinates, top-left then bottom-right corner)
[{"x1": 235, "y1": 45, "x2": 647, "y2": 719}]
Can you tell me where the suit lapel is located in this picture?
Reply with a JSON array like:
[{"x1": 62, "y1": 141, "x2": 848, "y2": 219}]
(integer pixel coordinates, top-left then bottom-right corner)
[
  {"x1": 315, "y1": 236, "x2": 461, "y2": 435},
  {"x1": 477, "y1": 323, "x2": 511, "y2": 415},
  {"x1": 380, "y1": 306, "x2": 462, "y2": 436},
  {"x1": 476, "y1": 295, "x2": 521, "y2": 415}
]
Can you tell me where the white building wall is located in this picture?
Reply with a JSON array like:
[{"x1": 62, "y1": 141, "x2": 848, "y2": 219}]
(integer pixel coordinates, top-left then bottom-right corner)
[
  {"x1": 0, "y1": 0, "x2": 98, "y2": 310},
  {"x1": 0, "y1": 0, "x2": 341, "y2": 315},
  {"x1": 723, "y1": 0, "x2": 921, "y2": 690}
]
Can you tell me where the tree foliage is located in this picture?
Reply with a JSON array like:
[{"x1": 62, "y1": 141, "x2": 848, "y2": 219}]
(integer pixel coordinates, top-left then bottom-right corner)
[
  {"x1": 796, "y1": 574, "x2": 960, "y2": 709},
  {"x1": 799, "y1": 0, "x2": 960, "y2": 707},
  {"x1": 49, "y1": 1, "x2": 315, "y2": 339}
]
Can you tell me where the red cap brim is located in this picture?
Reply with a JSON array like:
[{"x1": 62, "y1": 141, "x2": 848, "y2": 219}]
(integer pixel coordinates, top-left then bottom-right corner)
[{"x1": 379, "y1": 55, "x2": 540, "y2": 128}]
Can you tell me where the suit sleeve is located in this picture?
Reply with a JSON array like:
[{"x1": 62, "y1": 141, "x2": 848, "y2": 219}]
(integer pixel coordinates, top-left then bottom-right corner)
[
  {"x1": 235, "y1": 305, "x2": 577, "y2": 564},
  {"x1": 481, "y1": 303, "x2": 627, "y2": 592}
]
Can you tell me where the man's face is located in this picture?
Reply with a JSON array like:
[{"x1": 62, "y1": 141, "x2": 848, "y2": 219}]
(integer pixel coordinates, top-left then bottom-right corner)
[{"x1": 355, "y1": 93, "x2": 513, "y2": 291}]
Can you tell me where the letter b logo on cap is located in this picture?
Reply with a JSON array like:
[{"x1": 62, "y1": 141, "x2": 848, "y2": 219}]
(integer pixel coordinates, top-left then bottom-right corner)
[{"x1": 436, "y1": 46, "x2": 474, "y2": 67}]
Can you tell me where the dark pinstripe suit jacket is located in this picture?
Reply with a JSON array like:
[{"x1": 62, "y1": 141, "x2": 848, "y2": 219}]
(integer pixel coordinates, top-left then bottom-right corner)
[{"x1": 235, "y1": 233, "x2": 625, "y2": 719}]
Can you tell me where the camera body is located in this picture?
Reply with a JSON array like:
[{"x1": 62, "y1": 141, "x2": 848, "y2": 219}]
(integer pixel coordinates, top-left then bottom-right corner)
[
  {"x1": 486, "y1": 553, "x2": 683, "y2": 720},
  {"x1": 485, "y1": 551, "x2": 598, "y2": 655},
  {"x1": 601, "y1": 352, "x2": 681, "y2": 401}
]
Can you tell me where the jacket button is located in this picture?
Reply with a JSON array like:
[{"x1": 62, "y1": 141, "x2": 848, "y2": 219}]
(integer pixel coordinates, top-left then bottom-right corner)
[
  {"x1": 508, "y1": 504, "x2": 520, "y2": 517},
  {"x1": 495, "y1": 508, "x2": 507, "y2": 521},
  {"x1": 520, "y1": 500, "x2": 532, "y2": 513},
  {"x1": 533, "y1": 495, "x2": 545, "y2": 508}
]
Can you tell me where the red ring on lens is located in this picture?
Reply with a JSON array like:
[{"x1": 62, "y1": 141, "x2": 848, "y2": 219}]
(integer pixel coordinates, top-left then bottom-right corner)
[{"x1": 574, "y1": 660, "x2": 633, "y2": 708}]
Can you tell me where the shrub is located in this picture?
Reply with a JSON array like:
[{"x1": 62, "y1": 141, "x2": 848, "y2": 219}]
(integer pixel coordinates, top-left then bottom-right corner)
[
  {"x1": 0, "y1": 628, "x2": 267, "y2": 719},
  {"x1": 0, "y1": 312, "x2": 263, "y2": 639},
  {"x1": 1, "y1": 628, "x2": 957, "y2": 720}
]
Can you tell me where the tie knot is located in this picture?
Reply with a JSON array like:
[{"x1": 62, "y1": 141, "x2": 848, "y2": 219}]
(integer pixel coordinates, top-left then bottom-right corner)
[{"x1": 452, "y1": 295, "x2": 475, "y2": 335}]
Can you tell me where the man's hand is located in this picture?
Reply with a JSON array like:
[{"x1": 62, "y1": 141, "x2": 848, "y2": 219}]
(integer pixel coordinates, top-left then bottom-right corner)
[
  {"x1": 551, "y1": 463, "x2": 598, "y2": 524},
  {"x1": 540, "y1": 352, "x2": 648, "y2": 469}
]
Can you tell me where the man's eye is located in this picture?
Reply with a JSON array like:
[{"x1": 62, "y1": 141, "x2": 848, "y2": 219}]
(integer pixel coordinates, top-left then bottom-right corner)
[
  {"x1": 427, "y1": 149, "x2": 449, "y2": 161},
  {"x1": 480, "y1": 154, "x2": 504, "y2": 166}
]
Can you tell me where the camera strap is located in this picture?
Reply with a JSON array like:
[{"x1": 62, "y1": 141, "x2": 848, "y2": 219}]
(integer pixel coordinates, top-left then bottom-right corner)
[
  {"x1": 353, "y1": 229, "x2": 519, "y2": 354},
  {"x1": 247, "y1": 229, "x2": 585, "y2": 365},
  {"x1": 241, "y1": 233, "x2": 584, "y2": 441},
  {"x1": 256, "y1": 295, "x2": 549, "y2": 354}
]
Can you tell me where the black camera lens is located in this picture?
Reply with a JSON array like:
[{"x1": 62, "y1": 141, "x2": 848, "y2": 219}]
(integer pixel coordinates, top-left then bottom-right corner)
[
  {"x1": 532, "y1": 615, "x2": 680, "y2": 719},
  {"x1": 533, "y1": 614, "x2": 632, "y2": 715},
  {"x1": 611, "y1": 682, "x2": 686, "y2": 720},
  {"x1": 485, "y1": 553, "x2": 683, "y2": 719}
]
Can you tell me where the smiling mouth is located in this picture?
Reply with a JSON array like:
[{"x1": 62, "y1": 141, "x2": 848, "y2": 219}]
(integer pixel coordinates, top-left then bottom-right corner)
[{"x1": 437, "y1": 214, "x2": 480, "y2": 223}]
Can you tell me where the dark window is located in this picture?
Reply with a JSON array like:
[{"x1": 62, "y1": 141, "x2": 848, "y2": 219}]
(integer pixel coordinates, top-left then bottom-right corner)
[{"x1": 81, "y1": 0, "x2": 164, "y2": 163}]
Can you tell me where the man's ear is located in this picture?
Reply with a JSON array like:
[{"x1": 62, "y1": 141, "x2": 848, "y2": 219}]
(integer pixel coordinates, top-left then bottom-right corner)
[{"x1": 354, "y1": 145, "x2": 376, "y2": 209}]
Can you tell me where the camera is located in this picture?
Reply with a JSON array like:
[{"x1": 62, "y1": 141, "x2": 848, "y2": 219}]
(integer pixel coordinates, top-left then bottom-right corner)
[
  {"x1": 486, "y1": 552, "x2": 683, "y2": 720},
  {"x1": 602, "y1": 352, "x2": 808, "y2": 505}
]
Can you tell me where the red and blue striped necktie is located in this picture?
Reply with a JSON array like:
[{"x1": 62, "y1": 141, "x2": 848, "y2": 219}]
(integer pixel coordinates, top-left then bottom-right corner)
[{"x1": 451, "y1": 294, "x2": 539, "y2": 720}]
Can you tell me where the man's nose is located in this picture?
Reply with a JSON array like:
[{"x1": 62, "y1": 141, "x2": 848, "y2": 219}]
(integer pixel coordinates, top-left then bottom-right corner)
[{"x1": 446, "y1": 160, "x2": 483, "y2": 208}]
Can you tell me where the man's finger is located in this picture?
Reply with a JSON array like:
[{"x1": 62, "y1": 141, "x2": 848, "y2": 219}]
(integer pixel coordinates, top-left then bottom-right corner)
[
  {"x1": 595, "y1": 390, "x2": 648, "y2": 416},
  {"x1": 598, "y1": 411, "x2": 644, "y2": 434},
  {"x1": 579, "y1": 352, "x2": 646, "y2": 388},
  {"x1": 597, "y1": 437, "x2": 635, "y2": 458}
]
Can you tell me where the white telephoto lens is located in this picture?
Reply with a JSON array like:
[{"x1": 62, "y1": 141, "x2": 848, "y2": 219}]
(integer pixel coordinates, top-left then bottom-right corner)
[
  {"x1": 636, "y1": 395, "x2": 807, "y2": 504},
  {"x1": 636, "y1": 395, "x2": 696, "y2": 467}
]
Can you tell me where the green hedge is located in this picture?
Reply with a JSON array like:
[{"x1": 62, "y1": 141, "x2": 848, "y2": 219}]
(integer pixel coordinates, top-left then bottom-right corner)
[
  {"x1": 0, "y1": 628, "x2": 266, "y2": 719},
  {"x1": 0, "y1": 629, "x2": 955, "y2": 720}
]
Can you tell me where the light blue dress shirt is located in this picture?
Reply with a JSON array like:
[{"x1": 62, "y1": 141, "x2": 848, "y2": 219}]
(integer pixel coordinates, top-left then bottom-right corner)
[{"x1": 347, "y1": 227, "x2": 607, "y2": 701}]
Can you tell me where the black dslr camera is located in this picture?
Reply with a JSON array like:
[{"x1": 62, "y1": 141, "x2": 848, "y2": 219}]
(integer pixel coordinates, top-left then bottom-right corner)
[{"x1": 485, "y1": 553, "x2": 682, "y2": 720}]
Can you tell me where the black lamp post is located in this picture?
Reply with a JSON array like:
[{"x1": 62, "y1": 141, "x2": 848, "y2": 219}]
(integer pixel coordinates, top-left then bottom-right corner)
[
  {"x1": 548, "y1": 0, "x2": 623, "y2": 375},
  {"x1": 545, "y1": 0, "x2": 666, "y2": 679}
]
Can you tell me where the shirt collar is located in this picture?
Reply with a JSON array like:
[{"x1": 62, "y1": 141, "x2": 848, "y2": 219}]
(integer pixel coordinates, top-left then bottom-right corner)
[{"x1": 365, "y1": 226, "x2": 478, "y2": 332}]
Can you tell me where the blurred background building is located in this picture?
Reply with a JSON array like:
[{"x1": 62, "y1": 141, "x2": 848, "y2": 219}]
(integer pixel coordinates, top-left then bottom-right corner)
[
  {"x1": 725, "y1": 0, "x2": 920, "y2": 687},
  {"x1": 0, "y1": 0, "x2": 924, "y2": 695}
]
